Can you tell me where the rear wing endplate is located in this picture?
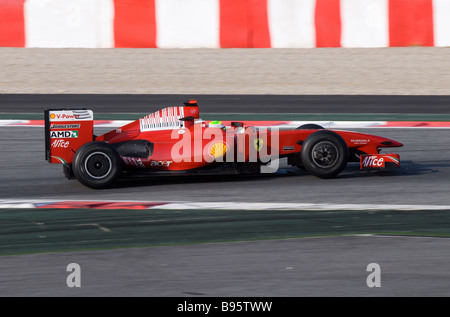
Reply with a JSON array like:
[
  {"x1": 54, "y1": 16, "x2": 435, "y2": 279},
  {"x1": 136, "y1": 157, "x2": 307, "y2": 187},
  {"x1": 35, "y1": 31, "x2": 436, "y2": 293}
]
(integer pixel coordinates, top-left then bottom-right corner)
[{"x1": 45, "y1": 109, "x2": 94, "y2": 164}]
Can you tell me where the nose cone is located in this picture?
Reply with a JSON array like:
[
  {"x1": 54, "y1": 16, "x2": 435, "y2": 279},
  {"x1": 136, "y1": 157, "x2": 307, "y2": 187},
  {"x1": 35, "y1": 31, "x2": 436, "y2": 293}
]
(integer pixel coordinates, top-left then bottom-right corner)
[{"x1": 380, "y1": 139, "x2": 403, "y2": 147}]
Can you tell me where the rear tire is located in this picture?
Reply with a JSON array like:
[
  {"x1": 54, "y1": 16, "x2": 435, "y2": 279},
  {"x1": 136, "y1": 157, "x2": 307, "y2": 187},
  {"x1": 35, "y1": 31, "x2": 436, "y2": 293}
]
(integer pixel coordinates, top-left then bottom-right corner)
[
  {"x1": 73, "y1": 141, "x2": 122, "y2": 189},
  {"x1": 301, "y1": 130, "x2": 349, "y2": 179},
  {"x1": 297, "y1": 124, "x2": 324, "y2": 130}
]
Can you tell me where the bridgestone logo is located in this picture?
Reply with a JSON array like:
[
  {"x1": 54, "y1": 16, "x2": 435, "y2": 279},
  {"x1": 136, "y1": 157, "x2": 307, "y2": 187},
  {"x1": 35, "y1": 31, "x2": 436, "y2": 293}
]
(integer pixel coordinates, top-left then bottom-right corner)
[
  {"x1": 50, "y1": 130, "x2": 79, "y2": 138},
  {"x1": 50, "y1": 124, "x2": 80, "y2": 129}
]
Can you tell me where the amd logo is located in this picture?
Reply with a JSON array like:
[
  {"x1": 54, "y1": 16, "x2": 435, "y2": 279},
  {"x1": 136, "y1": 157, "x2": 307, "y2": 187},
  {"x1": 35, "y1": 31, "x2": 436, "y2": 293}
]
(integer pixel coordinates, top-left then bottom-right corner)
[{"x1": 50, "y1": 130, "x2": 78, "y2": 138}]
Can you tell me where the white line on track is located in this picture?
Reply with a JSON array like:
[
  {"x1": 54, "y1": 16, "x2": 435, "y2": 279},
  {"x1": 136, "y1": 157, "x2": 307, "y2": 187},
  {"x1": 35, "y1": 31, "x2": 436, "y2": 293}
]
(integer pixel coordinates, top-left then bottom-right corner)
[
  {"x1": 1, "y1": 200, "x2": 450, "y2": 211},
  {"x1": 74, "y1": 223, "x2": 112, "y2": 233}
]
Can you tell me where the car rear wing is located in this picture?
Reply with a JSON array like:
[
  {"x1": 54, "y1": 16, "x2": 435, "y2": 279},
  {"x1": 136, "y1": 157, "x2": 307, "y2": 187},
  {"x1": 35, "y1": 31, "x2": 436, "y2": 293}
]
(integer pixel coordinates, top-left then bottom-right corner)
[{"x1": 44, "y1": 109, "x2": 94, "y2": 164}]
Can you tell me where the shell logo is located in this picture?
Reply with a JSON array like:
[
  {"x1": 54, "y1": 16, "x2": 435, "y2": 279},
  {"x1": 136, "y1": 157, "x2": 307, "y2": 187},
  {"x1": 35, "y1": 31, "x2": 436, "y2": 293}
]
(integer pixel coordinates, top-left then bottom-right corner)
[
  {"x1": 209, "y1": 142, "x2": 227, "y2": 158},
  {"x1": 50, "y1": 113, "x2": 56, "y2": 119}
]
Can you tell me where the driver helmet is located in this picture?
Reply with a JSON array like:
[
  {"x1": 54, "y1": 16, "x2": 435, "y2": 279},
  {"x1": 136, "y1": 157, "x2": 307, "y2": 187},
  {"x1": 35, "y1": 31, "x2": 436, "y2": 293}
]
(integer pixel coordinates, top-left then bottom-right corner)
[{"x1": 208, "y1": 120, "x2": 226, "y2": 131}]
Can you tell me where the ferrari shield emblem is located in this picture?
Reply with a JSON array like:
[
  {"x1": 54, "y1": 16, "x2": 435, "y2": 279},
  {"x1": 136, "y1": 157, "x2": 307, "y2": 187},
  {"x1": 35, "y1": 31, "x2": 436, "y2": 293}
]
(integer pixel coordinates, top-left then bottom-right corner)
[{"x1": 254, "y1": 138, "x2": 263, "y2": 152}]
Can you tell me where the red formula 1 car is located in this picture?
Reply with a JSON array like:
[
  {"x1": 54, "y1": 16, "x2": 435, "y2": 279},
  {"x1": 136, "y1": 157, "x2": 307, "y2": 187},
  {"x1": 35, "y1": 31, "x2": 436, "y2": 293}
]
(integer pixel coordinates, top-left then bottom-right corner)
[{"x1": 45, "y1": 100, "x2": 403, "y2": 189}]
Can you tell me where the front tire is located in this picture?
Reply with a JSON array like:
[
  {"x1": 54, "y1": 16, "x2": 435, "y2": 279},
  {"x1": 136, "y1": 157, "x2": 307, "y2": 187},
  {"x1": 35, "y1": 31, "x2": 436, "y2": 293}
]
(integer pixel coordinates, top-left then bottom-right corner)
[
  {"x1": 73, "y1": 141, "x2": 122, "y2": 189},
  {"x1": 301, "y1": 130, "x2": 349, "y2": 179}
]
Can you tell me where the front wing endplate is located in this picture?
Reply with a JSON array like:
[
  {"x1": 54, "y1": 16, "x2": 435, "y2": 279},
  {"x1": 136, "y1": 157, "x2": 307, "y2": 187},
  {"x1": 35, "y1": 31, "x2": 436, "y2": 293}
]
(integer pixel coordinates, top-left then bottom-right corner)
[{"x1": 360, "y1": 153, "x2": 400, "y2": 170}]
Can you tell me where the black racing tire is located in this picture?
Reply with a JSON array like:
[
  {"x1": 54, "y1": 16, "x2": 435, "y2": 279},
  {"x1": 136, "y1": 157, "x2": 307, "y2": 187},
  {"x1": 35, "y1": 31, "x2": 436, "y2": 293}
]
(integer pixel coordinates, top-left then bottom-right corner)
[
  {"x1": 297, "y1": 124, "x2": 324, "y2": 130},
  {"x1": 72, "y1": 141, "x2": 122, "y2": 189},
  {"x1": 300, "y1": 130, "x2": 349, "y2": 179}
]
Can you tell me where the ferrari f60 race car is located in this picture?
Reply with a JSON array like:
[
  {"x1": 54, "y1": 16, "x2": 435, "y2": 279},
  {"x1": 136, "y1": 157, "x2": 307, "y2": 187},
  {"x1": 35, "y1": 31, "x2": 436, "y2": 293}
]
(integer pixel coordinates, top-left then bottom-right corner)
[{"x1": 45, "y1": 100, "x2": 403, "y2": 189}]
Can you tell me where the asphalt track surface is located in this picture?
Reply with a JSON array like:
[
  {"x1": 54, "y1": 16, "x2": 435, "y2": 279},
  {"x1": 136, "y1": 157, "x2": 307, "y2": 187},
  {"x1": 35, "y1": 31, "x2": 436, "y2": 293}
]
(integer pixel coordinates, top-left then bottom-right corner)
[
  {"x1": 2, "y1": 93, "x2": 450, "y2": 113},
  {"x1": 1, "y1": 94, "x2": 450, "y2": 297}
]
